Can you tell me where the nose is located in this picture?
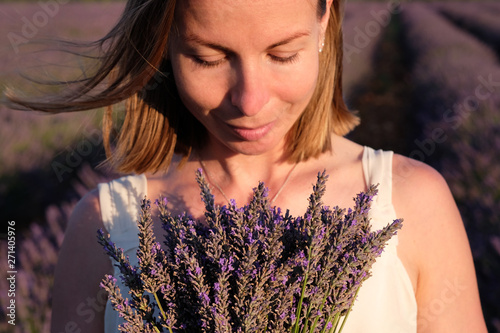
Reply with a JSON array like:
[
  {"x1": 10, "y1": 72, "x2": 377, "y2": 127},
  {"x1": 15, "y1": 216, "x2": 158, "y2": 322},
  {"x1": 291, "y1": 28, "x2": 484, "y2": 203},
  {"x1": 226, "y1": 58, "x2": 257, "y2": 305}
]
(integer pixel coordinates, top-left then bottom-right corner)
[{"x1": 230, "y1": 62, "x2": 270, "y2": 117}]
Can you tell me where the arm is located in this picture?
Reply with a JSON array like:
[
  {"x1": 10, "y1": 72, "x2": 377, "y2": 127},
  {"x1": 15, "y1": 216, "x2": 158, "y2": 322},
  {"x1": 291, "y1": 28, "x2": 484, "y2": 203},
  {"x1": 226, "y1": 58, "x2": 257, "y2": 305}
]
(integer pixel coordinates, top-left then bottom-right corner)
[
  {"x1": 51, "y1": 189, "x2": 112, "y2": 333},
  {"x1": 392, "y1": 155, "x2": 487, "y2": 333}
]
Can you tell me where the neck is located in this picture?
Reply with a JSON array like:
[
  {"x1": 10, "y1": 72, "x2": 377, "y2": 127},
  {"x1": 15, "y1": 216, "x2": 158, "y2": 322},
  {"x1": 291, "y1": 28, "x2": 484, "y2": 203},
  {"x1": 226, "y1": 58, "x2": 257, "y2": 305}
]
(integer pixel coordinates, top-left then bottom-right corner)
[{"x1": 195, "y1": 141, "x2": 296, "y2": 204}]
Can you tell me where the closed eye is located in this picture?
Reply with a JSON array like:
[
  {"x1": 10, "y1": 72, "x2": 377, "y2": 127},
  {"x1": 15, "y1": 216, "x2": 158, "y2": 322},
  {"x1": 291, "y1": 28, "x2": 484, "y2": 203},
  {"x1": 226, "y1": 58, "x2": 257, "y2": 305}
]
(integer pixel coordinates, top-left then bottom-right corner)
[
  {"x1": 192, "y1": 53, "x2": 299, "y2": 68},
  {"x1": 269, "y1": 53, "x2": 299, "y2": 64},
  {"x1": 192, "y1": 56, "x2": 227, "y2": 68}
]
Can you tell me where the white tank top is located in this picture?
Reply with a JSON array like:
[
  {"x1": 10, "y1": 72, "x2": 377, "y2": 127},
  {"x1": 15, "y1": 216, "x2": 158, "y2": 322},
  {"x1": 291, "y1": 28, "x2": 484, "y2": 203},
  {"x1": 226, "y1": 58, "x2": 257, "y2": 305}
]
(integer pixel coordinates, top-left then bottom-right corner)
[{"x1": 98, "y1": 146, "x2": 417, "y2": 332}]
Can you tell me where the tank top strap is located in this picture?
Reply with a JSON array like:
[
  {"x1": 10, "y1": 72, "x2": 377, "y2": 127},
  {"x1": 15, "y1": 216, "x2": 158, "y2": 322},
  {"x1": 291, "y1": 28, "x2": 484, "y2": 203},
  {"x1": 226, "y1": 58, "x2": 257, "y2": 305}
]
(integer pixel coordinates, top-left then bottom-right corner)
[
  {"x1": 361, "y1": 146, "x2": 398, "y2": 232},
  {"x1": 98, "y1": 174, "x2": 148, "y2": 252},
  {"x1": 362, "y1": 146, "x2": 393, "y2": 206}
]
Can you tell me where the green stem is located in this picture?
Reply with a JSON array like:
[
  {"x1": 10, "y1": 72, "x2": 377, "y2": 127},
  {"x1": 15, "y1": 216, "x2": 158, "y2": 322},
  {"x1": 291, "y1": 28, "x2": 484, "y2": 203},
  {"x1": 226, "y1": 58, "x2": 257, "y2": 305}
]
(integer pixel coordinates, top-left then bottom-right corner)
[
  {"x1": 336, "y1": 287, "x2": 361, "y2": 333},
  {"x1": 309, "y1": 263, "x2": 347, "y2": 332},
  {"x1": 292, "y1": 250, "x2": 313, "y2": 333},
  {"x1": 293, "y1": 271, "x2": 309, "y2": 333},
  {"x1": 320, "y1": 313, "x2": 334, "y2": 333},
  {"x1": 303, "y1": 318, "x2": 310, "y2": 333},
  {"x1": 320, "y1": 311, "x2": 340, "y2": 333},
  {"x1": 330, "y1": 312, "x2": 342, "y2": 333},
  {"x1": 154, "y1": 292, "x2": 167, "y2": 321},
  {"x1": 309, "y1": 287, "x2": 331, "y2": 332},
  {"x1": 154, "y1": 291, "x2": 173, "y2": 333}
]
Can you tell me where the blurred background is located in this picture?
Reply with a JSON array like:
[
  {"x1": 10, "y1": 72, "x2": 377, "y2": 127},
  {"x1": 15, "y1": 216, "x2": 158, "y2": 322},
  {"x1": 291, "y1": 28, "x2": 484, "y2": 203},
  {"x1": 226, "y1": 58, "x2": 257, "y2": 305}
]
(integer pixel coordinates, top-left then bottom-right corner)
[{"x1": 0, "y1": 0, "x2": 499, "y2": 331}]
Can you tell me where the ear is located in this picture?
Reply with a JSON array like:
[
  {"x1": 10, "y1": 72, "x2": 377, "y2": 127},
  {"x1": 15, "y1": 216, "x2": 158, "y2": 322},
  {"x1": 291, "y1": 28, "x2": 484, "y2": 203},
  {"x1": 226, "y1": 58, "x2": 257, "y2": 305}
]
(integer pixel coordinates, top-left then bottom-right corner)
[
  {"x1": 319, "y1": 0, "x2": 334, "y2": 34},
  {"x1": 318, "y1": 0, "x2": 333, "y2": 52}
]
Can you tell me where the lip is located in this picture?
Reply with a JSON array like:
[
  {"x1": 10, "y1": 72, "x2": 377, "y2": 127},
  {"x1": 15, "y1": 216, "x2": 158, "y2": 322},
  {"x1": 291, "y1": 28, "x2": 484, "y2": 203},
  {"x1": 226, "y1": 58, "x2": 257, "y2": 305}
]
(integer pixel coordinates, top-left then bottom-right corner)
[{"x1": 228, "y1": 122, "x2": 275, "y2": 141}]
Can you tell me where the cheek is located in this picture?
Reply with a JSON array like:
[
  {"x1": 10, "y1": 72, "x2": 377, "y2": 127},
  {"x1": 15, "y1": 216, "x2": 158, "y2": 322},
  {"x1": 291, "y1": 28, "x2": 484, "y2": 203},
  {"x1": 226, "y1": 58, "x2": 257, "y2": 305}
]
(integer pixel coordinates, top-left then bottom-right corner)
[
  {"x1": 170, "y1": 57, "x2": 226, "y2": 116},
  {"x1": 274, "y1": 56, "x2": 320, "y2": 107}
]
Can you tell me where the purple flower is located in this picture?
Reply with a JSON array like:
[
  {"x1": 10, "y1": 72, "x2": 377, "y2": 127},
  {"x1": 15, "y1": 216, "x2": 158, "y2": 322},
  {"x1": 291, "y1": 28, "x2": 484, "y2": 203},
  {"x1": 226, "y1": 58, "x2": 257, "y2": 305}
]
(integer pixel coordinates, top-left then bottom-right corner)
[
  {"x1": 98, "y1": 170, "x2": 401, "y2": 332},
  {"x1": 200, "y1": 292, "x2": 210, "y2": 306}
]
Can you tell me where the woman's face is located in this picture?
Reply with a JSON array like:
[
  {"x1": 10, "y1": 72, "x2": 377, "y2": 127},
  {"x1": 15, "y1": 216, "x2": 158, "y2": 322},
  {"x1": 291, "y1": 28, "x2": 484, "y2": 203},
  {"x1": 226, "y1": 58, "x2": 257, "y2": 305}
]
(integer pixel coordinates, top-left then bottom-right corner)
[{"x1": 169, "y1": 0, "x2": 330, "y2": 157}]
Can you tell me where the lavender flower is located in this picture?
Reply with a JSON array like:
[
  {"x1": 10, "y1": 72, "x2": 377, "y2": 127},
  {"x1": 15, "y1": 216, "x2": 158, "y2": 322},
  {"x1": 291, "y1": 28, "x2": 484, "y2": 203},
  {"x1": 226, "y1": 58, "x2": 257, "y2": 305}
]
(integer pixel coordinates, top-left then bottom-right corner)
[{"x1": 98, "y1": 170, "x2": 402, "y2": 332}]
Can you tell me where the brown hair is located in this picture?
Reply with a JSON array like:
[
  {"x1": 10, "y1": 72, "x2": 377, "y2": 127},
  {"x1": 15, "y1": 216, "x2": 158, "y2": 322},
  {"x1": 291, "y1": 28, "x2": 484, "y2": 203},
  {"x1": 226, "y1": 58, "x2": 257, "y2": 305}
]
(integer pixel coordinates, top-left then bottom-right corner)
[{"x1": 4, "y1": 0, "x2": 358, "y2": 174}]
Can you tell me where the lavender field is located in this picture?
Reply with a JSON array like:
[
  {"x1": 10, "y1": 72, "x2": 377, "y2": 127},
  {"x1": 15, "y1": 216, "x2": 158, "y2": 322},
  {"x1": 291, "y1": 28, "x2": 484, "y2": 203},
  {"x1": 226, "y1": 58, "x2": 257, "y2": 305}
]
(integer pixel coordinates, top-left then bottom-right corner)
[{"x1": 1, "y1": 1, "x2": 500, "y2": 332}]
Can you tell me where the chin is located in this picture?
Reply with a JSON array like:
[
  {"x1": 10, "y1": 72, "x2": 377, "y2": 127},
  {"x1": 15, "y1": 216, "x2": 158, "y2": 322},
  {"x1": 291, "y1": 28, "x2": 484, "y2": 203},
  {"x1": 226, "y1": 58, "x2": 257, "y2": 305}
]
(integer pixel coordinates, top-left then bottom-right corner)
[{"x1": 225, "y1": 138, "x2": 284, "y2": 157}]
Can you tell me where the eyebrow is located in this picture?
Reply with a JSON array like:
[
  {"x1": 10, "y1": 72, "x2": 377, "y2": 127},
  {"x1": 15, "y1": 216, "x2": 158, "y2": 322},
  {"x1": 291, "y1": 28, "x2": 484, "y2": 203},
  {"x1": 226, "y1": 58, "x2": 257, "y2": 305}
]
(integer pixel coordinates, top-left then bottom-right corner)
[{"x1": 183, "y1": 31, "x2": 311, "y2": 52}]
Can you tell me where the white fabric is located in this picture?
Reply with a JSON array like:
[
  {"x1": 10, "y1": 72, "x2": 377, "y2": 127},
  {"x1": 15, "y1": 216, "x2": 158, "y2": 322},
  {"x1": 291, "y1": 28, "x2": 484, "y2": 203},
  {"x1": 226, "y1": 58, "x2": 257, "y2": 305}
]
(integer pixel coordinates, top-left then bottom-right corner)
[
  {"x1": 342, "y1": 147, "x2": 417, "y2": 332},
  {"x1": 99, "y1": 146, "x2": 417, "y2": 332},
  {"x1": 98, "y1": 174, "x2": 147, "y2": 332}
]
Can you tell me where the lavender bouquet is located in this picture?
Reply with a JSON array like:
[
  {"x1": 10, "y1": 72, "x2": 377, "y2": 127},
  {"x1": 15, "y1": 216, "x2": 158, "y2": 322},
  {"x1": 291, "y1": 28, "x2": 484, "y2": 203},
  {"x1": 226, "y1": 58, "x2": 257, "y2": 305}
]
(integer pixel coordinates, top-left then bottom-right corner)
[{"x1": 97, "y1": 170, "x2": 402, "y2": 332}]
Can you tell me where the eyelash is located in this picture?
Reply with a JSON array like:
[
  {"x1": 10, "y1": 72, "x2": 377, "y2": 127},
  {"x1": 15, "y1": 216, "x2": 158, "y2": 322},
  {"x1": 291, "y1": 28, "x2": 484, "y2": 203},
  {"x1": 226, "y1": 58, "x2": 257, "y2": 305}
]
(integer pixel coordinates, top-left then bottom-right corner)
[
  {"x1": 269, "y1": 53, "x2": 300, "y2": 64},
  {"x1": 193, "y1": 57, "x2": 226, "y2": 68},
  {"x1": 193, "y1": 53, "x2": 300, "y2": 68}
]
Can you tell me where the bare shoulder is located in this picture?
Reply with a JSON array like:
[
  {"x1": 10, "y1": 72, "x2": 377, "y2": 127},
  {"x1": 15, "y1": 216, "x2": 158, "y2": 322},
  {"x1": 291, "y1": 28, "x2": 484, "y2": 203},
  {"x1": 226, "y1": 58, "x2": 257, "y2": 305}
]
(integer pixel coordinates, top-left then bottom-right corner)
[
  {"x1": 68, "y1": 188, "x2": 103, "y2": 231},
  {"x1": 392, "y1": 153, "x2": 451, "y2": 199},
  {"x1": 391, "y1": 154, "x2": 487, "y2": 332},
  {"x1": 62, "y1": 188, "x2": 109, "y2": 251},
  {"x1": 391, "y1": 153, "x2": 464, "y2": 263},
  {"x1": 51, "y1": 189, "x2": 110, "y2": 332}
]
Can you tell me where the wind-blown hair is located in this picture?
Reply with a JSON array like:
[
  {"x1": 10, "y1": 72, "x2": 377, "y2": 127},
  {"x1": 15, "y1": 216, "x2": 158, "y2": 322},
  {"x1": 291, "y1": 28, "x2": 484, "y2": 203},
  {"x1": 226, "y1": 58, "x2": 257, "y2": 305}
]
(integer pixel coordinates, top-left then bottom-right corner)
[{"x1": 4, "y1": 0, "x2": 358, "y2": 174}]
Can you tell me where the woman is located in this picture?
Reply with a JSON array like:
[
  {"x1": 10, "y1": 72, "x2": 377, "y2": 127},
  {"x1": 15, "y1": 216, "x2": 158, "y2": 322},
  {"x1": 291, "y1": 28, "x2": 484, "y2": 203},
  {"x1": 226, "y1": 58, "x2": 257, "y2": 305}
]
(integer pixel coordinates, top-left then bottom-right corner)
[{"x1": 6, "y1": 0, "x2": 487, "y2": 332}]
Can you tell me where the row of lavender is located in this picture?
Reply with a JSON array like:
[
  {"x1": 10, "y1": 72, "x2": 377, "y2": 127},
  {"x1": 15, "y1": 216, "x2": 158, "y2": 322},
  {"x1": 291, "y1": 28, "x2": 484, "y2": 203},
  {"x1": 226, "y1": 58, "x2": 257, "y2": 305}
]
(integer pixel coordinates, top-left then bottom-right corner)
[
  {"x1": 0, "y1": 2, "x2": 123, "y2": 227},
  {"x1": 435, "y1": 2, "x2": 500, "y2": 51},
  {"x1": 400, "y1": 4, "x2": 500, "y2": 332},
  {"x1": 0, "y1": 2, "x2": 125, "y2": 174},
  {"x1": 0, "y1": 164, "x2": 110, "y2": 332},
  {"x1": 0, "y1": 206, "x2": 66, "y2": 332},
  {"x1": 0, "y1": 1, "x2": 125, "y2": 174}
]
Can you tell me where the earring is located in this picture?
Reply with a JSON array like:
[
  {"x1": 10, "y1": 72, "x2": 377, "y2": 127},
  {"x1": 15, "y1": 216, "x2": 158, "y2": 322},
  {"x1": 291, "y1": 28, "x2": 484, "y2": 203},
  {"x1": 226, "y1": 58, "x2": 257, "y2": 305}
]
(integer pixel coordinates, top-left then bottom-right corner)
[{"x1": 319, "y1": 38, "x2": 325, "y2": 53}]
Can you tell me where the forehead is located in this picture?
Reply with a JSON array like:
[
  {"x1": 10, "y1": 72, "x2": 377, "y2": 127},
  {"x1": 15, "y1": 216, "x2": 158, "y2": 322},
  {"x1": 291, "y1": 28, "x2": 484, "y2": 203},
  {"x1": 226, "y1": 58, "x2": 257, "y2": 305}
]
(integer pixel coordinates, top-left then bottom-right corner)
[{"x1": 174, "y1": 0, "x2": 319, "y2": 41}]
